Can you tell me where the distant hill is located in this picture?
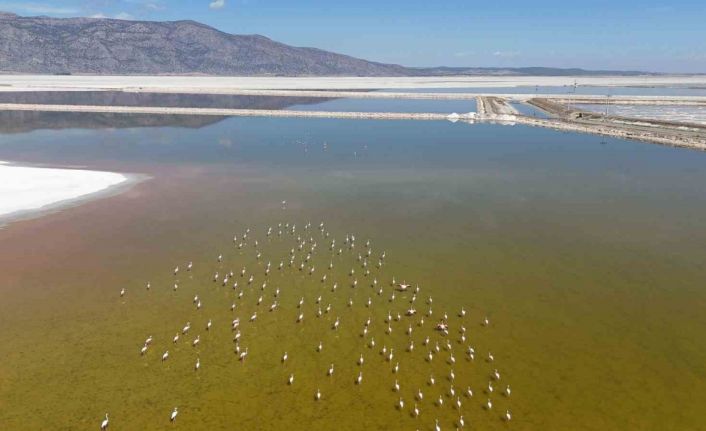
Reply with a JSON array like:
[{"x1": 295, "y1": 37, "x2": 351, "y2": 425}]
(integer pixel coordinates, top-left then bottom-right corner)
[{"x1": 0, "y1": 12, "x2": 652, "y2": 77}]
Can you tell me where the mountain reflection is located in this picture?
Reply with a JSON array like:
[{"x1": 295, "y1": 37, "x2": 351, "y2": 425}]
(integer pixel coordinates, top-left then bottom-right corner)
[{"x1": 0, "y1": 92, "x2": 335, "y2": 133}]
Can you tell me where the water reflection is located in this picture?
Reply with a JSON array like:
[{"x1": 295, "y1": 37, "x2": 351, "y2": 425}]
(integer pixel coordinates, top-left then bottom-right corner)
[
  {"x1": 0, "y1": 111, "x2": 223, "y2": 134},
  {"x1": 0, "y1": 92, "x2": 338, "y2": 133}
]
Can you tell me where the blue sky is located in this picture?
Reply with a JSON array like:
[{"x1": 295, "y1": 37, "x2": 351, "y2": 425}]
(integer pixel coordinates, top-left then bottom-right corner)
[{"x1": 0, "y1": 0, "x2": 704, "y2": 72}]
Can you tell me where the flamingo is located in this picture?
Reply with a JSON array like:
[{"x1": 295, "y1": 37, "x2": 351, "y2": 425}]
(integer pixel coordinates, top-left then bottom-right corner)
[{"x1": 239, "y1": 347, "x2": 249, "y2": 361}]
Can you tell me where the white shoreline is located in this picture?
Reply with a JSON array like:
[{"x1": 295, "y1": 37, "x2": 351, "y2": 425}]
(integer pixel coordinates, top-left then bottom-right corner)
[
  {"x1": 0, "y1": 74, "x2": 705, "y2": 92},
  {"x1": 0, "y1": 161, "x2": 140, "y2": 225}
]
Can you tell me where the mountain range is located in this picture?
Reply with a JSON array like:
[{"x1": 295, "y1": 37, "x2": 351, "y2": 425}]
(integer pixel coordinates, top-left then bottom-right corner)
[{"x1": 0, "y1": 12, "x2": 651, "y2": 77}]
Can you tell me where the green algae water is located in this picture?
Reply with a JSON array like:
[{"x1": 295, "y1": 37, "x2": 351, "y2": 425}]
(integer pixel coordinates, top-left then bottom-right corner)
[{"x1": 0, "y1": 109, "x2": 705, "y2": 430}]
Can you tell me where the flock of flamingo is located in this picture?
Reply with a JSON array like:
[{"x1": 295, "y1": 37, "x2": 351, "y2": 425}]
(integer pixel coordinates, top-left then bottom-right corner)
[{"x1": 109, "y1": 219, "x2": 512, "y2": 430}]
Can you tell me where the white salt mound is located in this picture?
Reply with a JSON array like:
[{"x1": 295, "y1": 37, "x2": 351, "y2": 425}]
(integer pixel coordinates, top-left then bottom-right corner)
[{"x1": 0, "y1": 161, "x2": 127, "y2": 218}]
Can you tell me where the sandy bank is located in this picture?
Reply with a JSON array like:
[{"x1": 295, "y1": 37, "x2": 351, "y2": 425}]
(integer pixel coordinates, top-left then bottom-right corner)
[
  {"x1": 0, "y1": 103, "x2": 474, "y2": 121},
  {"x1": 0, "y1": 161, "x2": 136, "y2": 224}
]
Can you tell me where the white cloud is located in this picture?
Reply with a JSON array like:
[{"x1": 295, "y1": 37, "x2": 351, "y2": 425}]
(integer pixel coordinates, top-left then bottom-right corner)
[
  {"x1": 492, "y1": 51, "x2": 519, "y2": 58},
  {"x1": 209, "y1": 0, "x2": 225, "y2": 10},
  {"x1": 0, "y1": 2, "x2": 79, "y2": 15},
  {"x1": 115, "y1": 12, "x2": 134, "y2": 20},
  {"x1": 125, "y1": 0, "x2": 166, "y2": 11}
]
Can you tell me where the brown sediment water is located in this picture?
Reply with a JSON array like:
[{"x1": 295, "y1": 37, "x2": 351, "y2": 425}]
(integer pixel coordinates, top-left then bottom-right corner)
[{"x1": 0, "y1": 114, "x2": 705, "y2": 430}]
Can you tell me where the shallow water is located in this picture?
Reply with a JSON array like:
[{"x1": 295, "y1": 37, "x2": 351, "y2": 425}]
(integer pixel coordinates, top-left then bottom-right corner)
[
  {"x1": 0, "y1": 110, "x2": 705, "y2": 430},
  {"x1": 509, "y1": 102, "x2": 551, "y2": 119},
  {"x1": 577, "y1": 104, "x2": 706, "y2": 125},
  {"x1": 290, "y1": 97, "x2": 477, "y2": 114}
]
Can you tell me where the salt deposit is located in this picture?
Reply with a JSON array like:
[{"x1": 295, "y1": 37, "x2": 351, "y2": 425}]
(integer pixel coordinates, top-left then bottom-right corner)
[{"x1": 0, "y1": 161, "x2": 128, "y2": 220}]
